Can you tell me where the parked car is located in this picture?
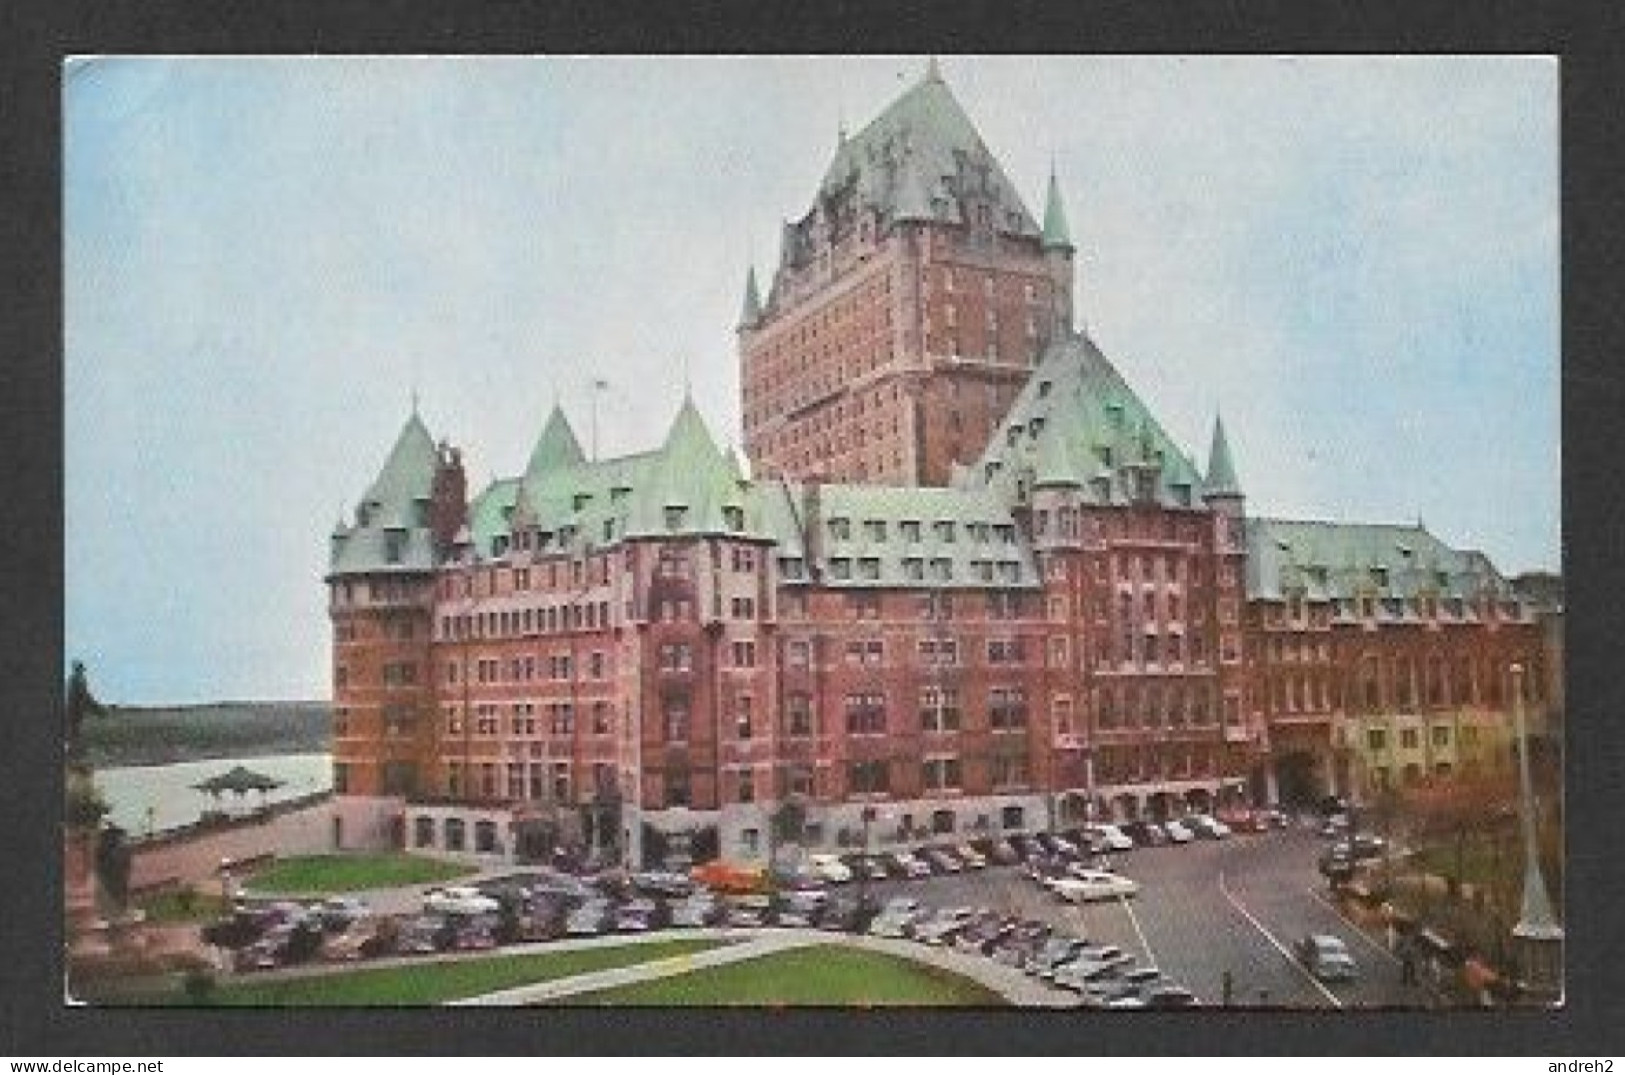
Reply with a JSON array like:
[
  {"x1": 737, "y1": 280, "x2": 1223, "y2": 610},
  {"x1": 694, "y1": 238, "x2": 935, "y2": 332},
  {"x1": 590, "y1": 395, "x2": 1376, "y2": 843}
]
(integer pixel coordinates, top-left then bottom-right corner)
[
  {"x1": 691, "y1": 860, "x2": 769, "y2": 895},
  {"x1": 723, "y1": 894, "x2": 773, "y2": 928},
  {"x1": 806, "y1": 853, "x2": 854, "y2": 884},
  {"x1": 1189, "y1": 814, "x2": 1232, "y2": 840},
  {"x1": 912, "y1": 906, "x2": 977, "y2": 946},
  {"x1": 867, "y1": 897, "x2": 924, "y2": 939},
  {"x1": 1124, "y1": 820, "x2": 1168, "y2": 846},
  {"x1": 922, "y1": 847, "x2": 963, "y2": 874},
  {"x1": 845, "y1": 854, "x2": 891, "y2": 881},
  {"x1": 813, "y1": 896, "x2": 865, "y2": 933},
  {"x1": 631, "y1": 870, "x2": 696, "y2": 899},
  {"x1": 396, "y1": 915, "x2": 448, "y2": 954},
  {"x1": 668, "y1": 893, "x2": 722, "y2": 929},
  {"x1": 1053, "y1": 958, "x2": 1122, "y2": 995},
  {"x1": 888, "y1": 851, "x2": 932, "y2": 879},
  {"x1": 423, "y1": 886, "x2": 501, "y2": 917},
  {"x1": 1052, "y1": 869, "x2": 1140, "y2": 903},
  {"x1": 987, "y1": 838, "x2": 1022, "y2": 865},
  {"x1": 1145, "y1": 985, "x2": 1201, "y2": 1008},
  {"x1": 564, "y1": 900, "x2": 614, "y2": 937},
  {"x1": 1163, "y1": 819, "x2": 1194, "y2": 844},
  {"x1": 1296, "y1": 934, "x2": 1358, "y2": 982},
  {"x1": 1255, "y1": 807, "x2": 1290, "y2": 829},
  {"x1": 1086, "y1": 824, "x2": 1136, "y2": 852},
  {"x1": 313, "y1": 896, "x2": 371, "y2": 932},
  {"x1": 1027, "y1": 937, "x2": 1091, "y2": 981},
  {"x1": 954, "y1": 843, "x2": 989, "y2": 869},
  {"x1": 1336, "y1": 833, "x2": 1388, "y2": 861}
]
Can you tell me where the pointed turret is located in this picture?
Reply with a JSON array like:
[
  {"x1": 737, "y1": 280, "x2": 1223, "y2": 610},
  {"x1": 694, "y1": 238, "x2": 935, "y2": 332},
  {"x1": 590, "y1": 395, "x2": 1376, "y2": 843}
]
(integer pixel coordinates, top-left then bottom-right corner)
[
  {"x1": 738, "y1": 265, "x2": 763, "y2": 329},
  {"x1": 1041, "y1": 168, "x2": 1074, "y2": 252},
  {"x1": 1204, "y1": 412, "x2": 1243, "y2": 500},
  {"x1": 360, "y1": 411, "x2": 438, "y2": 525},
  {"x1": 525, "y1": 405, "x2": 586, "y2": 477},
  {"x1": 330, "y1": 409, "x2": 440, "y2": 574}
]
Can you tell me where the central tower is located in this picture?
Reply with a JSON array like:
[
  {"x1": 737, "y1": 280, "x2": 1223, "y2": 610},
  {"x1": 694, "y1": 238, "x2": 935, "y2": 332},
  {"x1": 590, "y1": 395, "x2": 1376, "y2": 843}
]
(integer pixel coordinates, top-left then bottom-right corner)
[{"x1": 738, "y1": 60, "x2": 1077, "y2": 487}]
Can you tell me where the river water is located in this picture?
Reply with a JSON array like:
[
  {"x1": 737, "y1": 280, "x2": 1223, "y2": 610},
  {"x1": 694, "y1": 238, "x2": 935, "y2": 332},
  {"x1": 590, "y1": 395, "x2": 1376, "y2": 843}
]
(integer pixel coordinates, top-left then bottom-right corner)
[{"x1": 94, "y1": 753, "x2": 333, "y2": 836}]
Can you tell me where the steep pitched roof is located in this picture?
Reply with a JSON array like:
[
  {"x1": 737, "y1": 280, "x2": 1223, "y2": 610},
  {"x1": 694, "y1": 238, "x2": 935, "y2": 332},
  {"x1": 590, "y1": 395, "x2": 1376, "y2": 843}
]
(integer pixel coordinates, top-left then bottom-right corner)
[
  {"x1": 811, "y1": 67, "x2": 1039, "y2": 237},
  {"x1": 525, "y1": 405, "x2": 586, "y2": 476},
  {"x1": 1204, "y1": 413, "x2": 1242, "y2": 499},
  {"x1": 329, "y1": 411, "x2": 441, "y2": 575},
  {"x1": 738, "y1": 265, "x2": 762, "y2": 328},
  {"x1": 963, "y1": 334, "x2": 1205, "y2": 508},
  {"x1": 1041, "y1": 169, "x2": 1073, "y2": 251},
  {"x1": 1244, "y1": 516, "x2": 1521, "y2": 613}
]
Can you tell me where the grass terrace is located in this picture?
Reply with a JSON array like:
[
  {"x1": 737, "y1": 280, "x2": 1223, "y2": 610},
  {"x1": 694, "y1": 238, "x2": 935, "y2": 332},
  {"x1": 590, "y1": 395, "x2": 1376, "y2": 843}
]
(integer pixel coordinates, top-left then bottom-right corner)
[
  {"x1": 184, "y1": 938, "x2": 728, "y2": 1006},
  {"x1": 242, "y1": 853, "x2": 474, "y2": 895},
  {"x1": 561, "y1": 945, "x2": 1006, "y2": 1007}
]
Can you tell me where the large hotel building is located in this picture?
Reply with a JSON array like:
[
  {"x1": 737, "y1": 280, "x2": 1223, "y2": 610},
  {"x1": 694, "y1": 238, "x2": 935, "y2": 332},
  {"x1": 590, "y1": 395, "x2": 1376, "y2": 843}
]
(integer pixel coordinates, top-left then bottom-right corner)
[{"x1": 325, "y1": 65, "x2": 1554, "y2": 867}]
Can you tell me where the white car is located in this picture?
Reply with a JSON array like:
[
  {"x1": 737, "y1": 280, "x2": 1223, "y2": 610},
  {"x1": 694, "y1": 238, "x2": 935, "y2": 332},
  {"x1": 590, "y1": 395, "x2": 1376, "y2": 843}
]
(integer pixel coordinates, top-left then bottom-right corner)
[
  {"x1": 422, "y1": 886, "x2": 500, "y2": 916},
  {"x1": 1051, "y1": 869, "x2": 1140, "y2": 903},
  {"x1": 1190, "y1": 814, "x2": 1232, "y2": 839},
  {"x1": 806, "y1": 853, "x2": 854, "y2": 884},
  {"x1": 955, "y1": 843, "x2": 989, "y2": 869},
  {"x1": 890, "y1": 852, "x2": 932, "y2": 879},
  {"x1": 1087, "y1": 824, "x2": 1136, "y2": 853},
  {"x1": 1163, "y1": 819, "x2": 1194, "y2": 844}
]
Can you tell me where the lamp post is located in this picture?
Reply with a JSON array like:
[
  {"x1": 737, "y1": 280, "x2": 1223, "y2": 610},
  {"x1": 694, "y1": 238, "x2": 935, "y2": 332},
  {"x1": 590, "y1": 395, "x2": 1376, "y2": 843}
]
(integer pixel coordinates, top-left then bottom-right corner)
[{"x1": 1509, "y1": 662, "x2": 1562, "y2": 1002}]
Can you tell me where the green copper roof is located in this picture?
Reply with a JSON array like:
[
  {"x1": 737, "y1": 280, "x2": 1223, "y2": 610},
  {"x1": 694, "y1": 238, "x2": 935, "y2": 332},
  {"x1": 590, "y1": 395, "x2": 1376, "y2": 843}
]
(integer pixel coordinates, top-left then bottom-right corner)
[
  {"x1": 963, "y1": 334, "x2": 1205, "y2": 508},
  {"x1": 525, "y1": 405, "x2": 586, "y2": 476},
  {"x1": 773, "y1": 482, "x2": 1040, "y2": 590},
  {"x1": 739, "y1": 265, "x2": 762, "y2": 328},
  {"x1": 1245, "y1": 517, "x2": 1520, "y2": 610},
  {"x1": 1204, "y1": 413, "x2": 1242, "y2": 499},
  {"x1": 1041, "y1": 169, "x2": 1073, "y2": 251},
  {"x1": 329, "y1": 410, "x2": 440, "y2": 575},
  {"x1": 812, "y1": 68, "x2": 1039, "y2": 237}
]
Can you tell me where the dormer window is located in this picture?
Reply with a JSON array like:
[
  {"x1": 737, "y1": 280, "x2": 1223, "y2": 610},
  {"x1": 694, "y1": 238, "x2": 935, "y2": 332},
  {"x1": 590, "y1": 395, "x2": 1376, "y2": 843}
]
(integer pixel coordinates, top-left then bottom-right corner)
[
  {"x1": 934, "y1": 521, "x2": 956, "y2": 543},
  {"x1": 830, "y1": 558, "x2": 852, "y2": 580},
  {"x1": 863, "y1": 519, "x2": 887, "y2": 542},
  {"x1": 931, "y1": 558, "x2": 953, "y2": 582},
  {"x1": 384, "y1": 529, "x2": 406, "y2": 564},
  {"x1": 723, "y1": 506, "x2": 744, "y2": 532},
  {"x1": 611, "y1": 486, "x2": 631, "y2": 504},
  {"x1": 828, "y1": 517, "x2": 852, "y2": 541},
  {"x1": 1171, "y1": 483, "x2": 1192, "y2": 508},
  {"x1": 1091, "y1": 477, "x2": 1111, "y2": 502},
  {"x1": 490, "y1": 534, "x2": 508, "y2": 558},
  {"x1": 1029, "y1": 417, "x2": 1045, "y2": 438},
  {"x1": 901, "y1": 520, "x2": 922, "y2": 543},
  {"x1": 859, "y1": 558, "x2": 881, "y2": 581},
  {"x1": 664, "y1": 506, "x2": 687, "y2": 531},
  {"x1": 1006, "y1": 425, "x2": 1023, "y2": 446},
  {"x1": 1371, "y1": 567, "x2": 1390, "y2": 588},
  {"x1": 1096, "y1": 445, "x2": 1113, "y2": 467},
  {"x1": 1037, "y1": 380, "x2": 1052, "y2": 399},
  {"x1": 573, "y1": 493, "x2": 592, "y2": 512},
  {"x1": 903, "y1": 558, "x2": 925, "y2": 581},
  {"x1": 779, "y1": 557, "x2": 805, "y2": 580},
  {"x1": 985, "y1": 460, "x2": 1003, "y2": 481}
]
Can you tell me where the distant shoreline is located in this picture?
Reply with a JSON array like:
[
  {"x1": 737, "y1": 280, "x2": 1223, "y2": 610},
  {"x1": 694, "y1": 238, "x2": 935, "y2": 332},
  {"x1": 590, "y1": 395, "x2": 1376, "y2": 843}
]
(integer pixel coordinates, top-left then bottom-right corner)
[{"x1": 82, "y1": 700, "x2": 332, "y2": 769}]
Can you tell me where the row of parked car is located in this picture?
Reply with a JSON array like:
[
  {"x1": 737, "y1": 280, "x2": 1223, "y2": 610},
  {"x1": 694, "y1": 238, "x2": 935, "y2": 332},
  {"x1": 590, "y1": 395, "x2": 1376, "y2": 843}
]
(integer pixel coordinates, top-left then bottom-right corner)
[{"x1": 866, "y1": 896, "x2": 1199, "y2": 1008}]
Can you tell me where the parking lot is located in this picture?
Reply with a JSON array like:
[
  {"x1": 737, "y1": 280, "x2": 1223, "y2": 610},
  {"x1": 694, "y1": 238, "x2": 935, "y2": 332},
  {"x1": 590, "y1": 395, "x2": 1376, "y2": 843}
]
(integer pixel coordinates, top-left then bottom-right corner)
[{"x1": 855, "y1": 825, "x2": 1424, "y2": 1008}]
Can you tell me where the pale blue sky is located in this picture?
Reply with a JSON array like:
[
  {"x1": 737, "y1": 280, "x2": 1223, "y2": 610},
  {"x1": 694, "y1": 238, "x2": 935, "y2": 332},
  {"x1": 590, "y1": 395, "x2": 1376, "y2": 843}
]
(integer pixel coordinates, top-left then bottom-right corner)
[{"x1": 64, "y1": 56, "x2": 1560, "y2": 703}]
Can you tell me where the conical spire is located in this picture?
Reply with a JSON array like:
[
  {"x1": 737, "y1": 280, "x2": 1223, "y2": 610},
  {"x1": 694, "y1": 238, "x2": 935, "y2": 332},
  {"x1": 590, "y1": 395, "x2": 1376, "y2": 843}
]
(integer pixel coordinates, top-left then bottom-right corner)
[
  {"x1": 738, "y1": 265, "x2": 763, "y2": 329},
  {"x1": 1204, "y1": 412, "x2": 1243, "y2": 499},
  {"x1": 526, "y1": 404, "x2": 586, "y2": 477},
  {"x1": 362, "y1": 410, "x2": 438, "y2": 512},
  {"x1": 1042, "y1": 166, "x2": 1074, "y2": 251}
]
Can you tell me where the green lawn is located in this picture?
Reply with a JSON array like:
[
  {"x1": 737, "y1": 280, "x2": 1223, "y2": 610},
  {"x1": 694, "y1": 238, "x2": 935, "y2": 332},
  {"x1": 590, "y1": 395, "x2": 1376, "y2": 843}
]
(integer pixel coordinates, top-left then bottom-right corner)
[
  {"x1": 135, "y1": 887, "x2": 230, "y2": 923},
  {"x1": 561, "y1": 945, "x2": 1007, "y2": 1007},
  {"x1": 243, "y1": 853, "x2": 474, "y2": 895},
  {"x1": 188, "y1": 938, "x2": 727, "y2": 1006}
]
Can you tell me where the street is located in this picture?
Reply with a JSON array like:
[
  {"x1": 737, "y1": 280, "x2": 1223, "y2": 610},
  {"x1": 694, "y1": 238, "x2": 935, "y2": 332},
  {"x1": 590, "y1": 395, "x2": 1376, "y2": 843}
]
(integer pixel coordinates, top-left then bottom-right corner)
[{"x1": 858, "y1": 827, "x2": 1429, "y2": 1008}]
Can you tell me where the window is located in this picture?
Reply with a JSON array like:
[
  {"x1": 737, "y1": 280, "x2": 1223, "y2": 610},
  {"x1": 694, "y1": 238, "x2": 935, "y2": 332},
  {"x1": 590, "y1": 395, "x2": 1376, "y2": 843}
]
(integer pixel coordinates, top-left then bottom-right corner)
[
  {"x1": 924, "y1": 757, "x2": 962, "y2": 791},
  {"x1": 735, "y1": 696, "x2": 754, "y2": 740},
  {"x1": 787, "y1": 640, "x2": 810, "y2": 668},
  {"x1": 987, "y1": 638, "x2": 1025, "y2": 664},
  {"x1": 918, "y1": 637, "x2": 959, "y2": 666},
  {"x1": 592, "y1": 701, "x2": 611, "y2": 735},
  {"x1": 934, "y1": 520, "x2": 956, "y2": 543},
  {"x1": 1368, "y1": 728, "x2": 1387, "y2": 752},
  {"x1": 414, "y1": 816, "x2": 435, "y2": 848},
  {"x1": 732, "y1": 640, "x2": 757, "y2": 667},
  {"x1": 920, "y1": 686, "x2": 961, "y2": 732},
  {"x1": 1431, "y1": 725, "x2": 1450, "y2": 747},
  {"x1": 989, "y1": 687, "x2": 1028, "y2": 730},
  {"x1": 664, "y1": 701, "x2": 690, "y2": 742},
  {"x1": 1400, "y1": 728, "x2": 1419, "y2": 750},
  {"x1": 736, "y1": 770, "x2": 755, "y2": 804},
  {"x1": 659, "y1": 643, "x2": 692, "y2": 672},
  {"x1": 844, "y1": 692, "x2": 887, "y2": 735},
  {"x1": 664, "y1": 506, "x2": 688, "y2": 530},
  {"x1": 664, "y1": 769, "x2": 691, "y2": 807},
  {"x1": 828, "y1": 517, "x2": 852, "y2": 541},
  {"x1": 786, "y1": 692, "x2": 813, "y2": 737},
  {"x1": 849, "y1": 760, "x2": 888, "y2": 795}
]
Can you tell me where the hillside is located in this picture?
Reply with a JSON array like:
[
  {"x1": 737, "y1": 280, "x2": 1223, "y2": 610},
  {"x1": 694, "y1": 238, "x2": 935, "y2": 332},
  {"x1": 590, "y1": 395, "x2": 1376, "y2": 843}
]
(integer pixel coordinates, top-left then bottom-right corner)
[{"x1": 81, "y1": 701, "x2": 331, "y2": 768}]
